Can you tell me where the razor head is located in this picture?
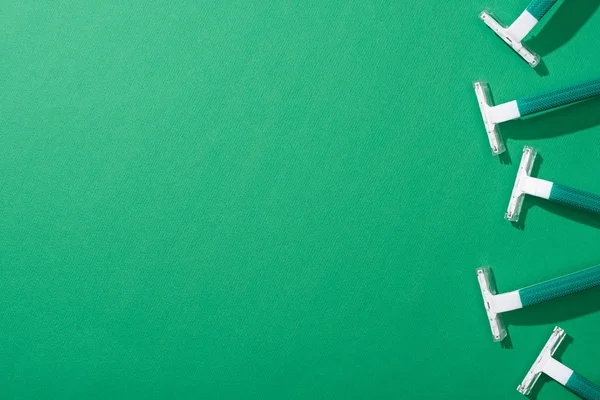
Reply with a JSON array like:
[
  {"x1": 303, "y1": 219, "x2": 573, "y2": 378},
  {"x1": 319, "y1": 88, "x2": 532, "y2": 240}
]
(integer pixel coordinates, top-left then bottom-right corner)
[
  {"x1": 476, "y1": 267, "x2": 507, "y2": 342},
  {"x1": 517, "y1": 327, "x2": 567, "y2": 395},
  {"x1": 473, "y1": 81, "x2": 506, "y2": 155},
  {"x1": 505, "y1": 146, "x2": 537, "y2": 222},
  {"x1": 479, "y1": 10, "x2": 540, "y2": 67}
]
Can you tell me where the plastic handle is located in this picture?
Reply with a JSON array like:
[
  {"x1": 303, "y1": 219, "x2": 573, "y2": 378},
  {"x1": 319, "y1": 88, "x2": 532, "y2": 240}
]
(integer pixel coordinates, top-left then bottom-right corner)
[
  {"x1": 517, "y1": 77, "x2": 600, "y2": 116},
  {"x1": 566, "y1": 372, "x2": 600, "y2": 400},
  {"x1": 550, "y1": 183, "x2": 600, "y2": 215},
  {"x1": 519, "y1": 265, "x2": 600, "y2": 307},
  {"x1": 527, "y1": 0, "x2": 559, "y2": 20}
]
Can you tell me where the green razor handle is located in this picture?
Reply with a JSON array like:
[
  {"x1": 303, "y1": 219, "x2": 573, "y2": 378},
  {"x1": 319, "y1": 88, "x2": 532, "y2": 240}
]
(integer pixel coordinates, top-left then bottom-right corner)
[
  {"x1": 519, "y1": 265, "x2": 600, "y2": 307},
  {"x1": 517, "y1": 77, "x2": 600, "y2": 116},
  {"x1": 550, "y1": 184, "x2": 600, "y2": 215},
  {"x1": 527, "y1": 0, "x2": 559, "y2": 20},
  {"x1": 566, "y1": 372, "x2": 600, "y2": 400}
]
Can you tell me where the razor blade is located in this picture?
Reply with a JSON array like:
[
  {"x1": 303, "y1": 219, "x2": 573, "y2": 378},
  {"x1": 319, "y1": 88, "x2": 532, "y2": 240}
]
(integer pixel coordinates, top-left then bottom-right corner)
[
  {"x1": 474, "y1": 81, "x2": 506, "y2": 155},
  {"x1": 506, "y1": 146, "x2": 537, "y2": 222},
  {"x1": 477, "y1": 267, "x2": 508, "y2": 342}
]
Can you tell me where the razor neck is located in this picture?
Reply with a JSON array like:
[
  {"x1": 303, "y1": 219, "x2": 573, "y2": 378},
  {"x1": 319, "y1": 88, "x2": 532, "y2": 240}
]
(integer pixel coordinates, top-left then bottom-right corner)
[
  {"x1": 488, "y1": 100, "x2": 520, "y2": 124},
  {"x1": 509, "y1": 10, "x2": 539, "y2": 42},
  {"x1": 518, "y1": 176, "x2": 553, "y2": 200},
  {"x1": 544, "y1": 357, "x2": 573, "y2": 386},
  {"x1": 490, "y1": 290, "x2": 522, "y2": 313}
]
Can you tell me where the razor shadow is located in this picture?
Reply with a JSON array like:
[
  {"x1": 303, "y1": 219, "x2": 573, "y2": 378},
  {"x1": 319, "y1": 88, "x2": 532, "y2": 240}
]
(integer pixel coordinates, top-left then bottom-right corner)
[{"x1": 518, "y1": 327, "x2": 600, "y2": 399}]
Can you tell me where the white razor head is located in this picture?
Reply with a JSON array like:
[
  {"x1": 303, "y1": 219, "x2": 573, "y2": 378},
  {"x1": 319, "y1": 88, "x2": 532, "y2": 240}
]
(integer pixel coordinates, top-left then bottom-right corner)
[
  {"x1": 479, "y1": 10, "x2": 540, "y2": 67},
  {"x1": 517, "y1": 327, "x2": 567, "y2": 395},
  {"x1": 476, "y1": 267, "x2": 507, "y2": 342},
  {"x1": 474, "y1": 81, "x2": 506, "y2": 155},
  {"x1": 505, "y1": 146, "x2": 537, "y2": 222}
]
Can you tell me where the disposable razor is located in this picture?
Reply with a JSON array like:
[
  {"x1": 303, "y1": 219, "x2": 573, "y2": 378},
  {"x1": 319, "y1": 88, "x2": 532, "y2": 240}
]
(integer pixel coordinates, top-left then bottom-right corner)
[
  {"x1": 518, "y1": 327, "x2": 600, "y2": 399},
  {"x1": 476, "y1": 265, "x2": 600, "y2": 342},
  {"x1": 480, "y1": 0, "x2": 559, "y2": 67},
  {"x1": 473, "y1": 77, "x2": 600, "y2": 155},
  {"x1": 506, "y1": 146, "x2": 600, "y2": 222}
]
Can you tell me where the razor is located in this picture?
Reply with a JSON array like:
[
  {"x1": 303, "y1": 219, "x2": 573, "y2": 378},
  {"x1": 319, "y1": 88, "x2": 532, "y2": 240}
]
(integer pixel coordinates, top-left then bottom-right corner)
[
  {"x1": 476, "y1": 265, "x2": 600, "y2": 342},
  {"x1": 473, "y1": 77, "x2": 600, "y2": 155},
  {"x1": 518, "y1": 327, "x2": 600, "y2": 399},
  {"x1": 506, "y1": 146, "x2": 600, "y2": 222},
  {"x1": 479, "y1": 0, "x2": 559, "y2": 67}
]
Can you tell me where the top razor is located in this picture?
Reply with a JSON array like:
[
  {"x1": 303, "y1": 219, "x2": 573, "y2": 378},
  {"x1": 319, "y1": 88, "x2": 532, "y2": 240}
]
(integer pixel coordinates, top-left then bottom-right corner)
[
  {"x1": 518, "y1": 327, "x2": 600, "y2": 399},
  {"x1": 480, "y1": 0, "x2": 559, "y2": 67},
  {"x1": 474, "y1": 77, "x2": 600, "y2": 155}
]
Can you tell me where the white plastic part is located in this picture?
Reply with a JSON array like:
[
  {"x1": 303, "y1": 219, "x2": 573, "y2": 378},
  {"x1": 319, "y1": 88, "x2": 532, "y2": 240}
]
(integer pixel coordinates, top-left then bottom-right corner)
[
  {"x1": 491, "y1": 290, "x2": 523, "y2": 313},
  {"x1": 505, "y1": 146, "x2": 554, "y2": 222},
  {"x1": 544, "y1": 357, "x2": 573, "y2": 386},
  {"x1": 476, "y1": 267, "x2": 524, "y2": 342},
  {"x1": 517, "y1": 327, "x2": 571, "y2": 396},
  {"x1": 519, "y1": 176, "x2": 553, "y2": 199},
  {"x1": 479, "y1": 9, "x2": 541, "y2": 67},
  {"x1": 510, "y1": 11, "x2": 539, "y2": 41},
  {"x1": 488, "y1": 100, "x2": 521, "y2": 124},
  {"x1": 473, "y1": 81, "x2": 521, "y2": 155}
]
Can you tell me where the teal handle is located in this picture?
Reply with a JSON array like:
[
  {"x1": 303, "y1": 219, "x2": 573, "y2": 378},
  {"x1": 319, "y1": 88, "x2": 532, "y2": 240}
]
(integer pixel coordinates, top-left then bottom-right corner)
[
  {"x1": 550, "y1": 183, "x2": 600, "y2": 215},
  {"x1": 527, "y1": 0, "x2": 559, "y2": 20},
  {"x1": 519, "y1": 265, "x2": 600, "y2": 307},
  {"x1": 566, "y1": 372, "x2": 600, "y2": 400},
  {"x1": 517, "y1": 77, "x2": 600, "y2": 116}
]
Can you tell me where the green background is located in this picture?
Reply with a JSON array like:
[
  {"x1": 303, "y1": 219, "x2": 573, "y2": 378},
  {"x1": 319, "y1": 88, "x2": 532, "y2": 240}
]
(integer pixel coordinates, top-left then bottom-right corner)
[{"x1": 1, "y1": 1, "x2": 599, "y2": 398}]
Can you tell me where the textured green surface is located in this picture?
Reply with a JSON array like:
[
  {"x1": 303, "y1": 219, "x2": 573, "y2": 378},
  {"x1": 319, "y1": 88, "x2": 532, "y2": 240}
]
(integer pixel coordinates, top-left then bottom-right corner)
[
  {"x1": 550, "y1": 183, "x2": 600, "y2": 215},
  {"x1": 527, "y1": 0, "x2": 559, "y2": 20},
  {"x1": 519, "y1": 266, "x2": 600, "y2": 307},
  {"x1": 517, "y1": 77, "x2": 600, "y2": 116},
  {"x1": 1, "y1": 1, "x2": 600, "y2": 399},
  {"x1": 566, "y1": 372, "x2": 600, "y2": 400}
]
